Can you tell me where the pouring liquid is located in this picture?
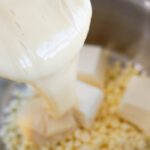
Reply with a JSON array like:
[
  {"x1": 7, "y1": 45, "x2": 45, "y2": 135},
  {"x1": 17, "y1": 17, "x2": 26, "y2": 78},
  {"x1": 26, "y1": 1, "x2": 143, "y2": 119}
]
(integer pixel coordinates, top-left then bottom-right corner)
[{"x1": 0, "y1": 0, "x2": 92, "y2": 117}]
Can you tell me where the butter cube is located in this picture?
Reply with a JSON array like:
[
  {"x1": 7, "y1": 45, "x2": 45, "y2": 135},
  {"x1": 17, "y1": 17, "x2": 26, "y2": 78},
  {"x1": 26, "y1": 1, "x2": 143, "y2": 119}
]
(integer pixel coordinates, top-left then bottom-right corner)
[
  {"x1": 17, "y1": 97, "x2": 77, "y2": 145},
  {"x1": 78, "y1": 45, "x2": 107, "y2": 88},
  {"x1": 119, "y1": 76, "x2": 150, "y2": 136},
  {"x1": 75, "y1": 81, "x2": 104, "y2": 127}
]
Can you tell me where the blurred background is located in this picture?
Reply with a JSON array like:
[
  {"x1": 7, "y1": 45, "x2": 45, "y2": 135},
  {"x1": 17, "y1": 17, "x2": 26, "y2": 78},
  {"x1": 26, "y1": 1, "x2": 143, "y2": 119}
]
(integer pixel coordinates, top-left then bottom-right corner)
[{"x1": 86, "y1": 0, "x2": 150, "y2": 72}]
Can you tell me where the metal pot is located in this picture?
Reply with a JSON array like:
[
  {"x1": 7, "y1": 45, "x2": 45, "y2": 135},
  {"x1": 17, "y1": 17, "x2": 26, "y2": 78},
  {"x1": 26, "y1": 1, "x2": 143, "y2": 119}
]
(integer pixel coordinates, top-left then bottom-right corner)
[{"x1": 87, "y1": 0, "x2": 150, "y2": 59}]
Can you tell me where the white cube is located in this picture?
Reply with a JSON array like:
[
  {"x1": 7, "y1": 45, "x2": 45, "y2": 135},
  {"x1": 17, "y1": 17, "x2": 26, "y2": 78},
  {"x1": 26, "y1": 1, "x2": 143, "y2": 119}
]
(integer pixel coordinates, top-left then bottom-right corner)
[
  {"x1": 78, "y1": 45, "x2": 107, "y2": 88},
  {"x1": 119, "y1": 76, "x2": 150, "y2": 136},
  {"x1": 75, "y1": 80, "x2": 104, "y2": 127}
]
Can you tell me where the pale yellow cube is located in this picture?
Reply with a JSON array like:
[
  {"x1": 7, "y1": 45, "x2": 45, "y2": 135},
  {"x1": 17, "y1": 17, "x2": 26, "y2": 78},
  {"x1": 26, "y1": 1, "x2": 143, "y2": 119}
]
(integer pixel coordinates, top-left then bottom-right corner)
[
  {"x1": 119, "y1": 76, "x2": 150, "y2": 136},
  {"x1": 78, "y1": 45, "x2": 107, "y2": 88}
]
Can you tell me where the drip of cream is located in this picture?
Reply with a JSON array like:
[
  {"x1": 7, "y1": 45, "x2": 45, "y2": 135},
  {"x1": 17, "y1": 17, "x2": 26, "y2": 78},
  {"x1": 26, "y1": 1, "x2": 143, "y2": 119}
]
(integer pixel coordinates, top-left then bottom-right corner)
[{"x1": 0, "y1": 0, "x2": 92, "y2": 117}]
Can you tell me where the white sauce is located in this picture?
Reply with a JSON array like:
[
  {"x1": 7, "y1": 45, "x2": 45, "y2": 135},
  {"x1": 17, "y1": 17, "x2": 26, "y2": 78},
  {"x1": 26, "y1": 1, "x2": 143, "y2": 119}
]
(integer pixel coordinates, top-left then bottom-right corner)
[{"x1": 0, "y1": 0, "x2": 92, "y2": 117}]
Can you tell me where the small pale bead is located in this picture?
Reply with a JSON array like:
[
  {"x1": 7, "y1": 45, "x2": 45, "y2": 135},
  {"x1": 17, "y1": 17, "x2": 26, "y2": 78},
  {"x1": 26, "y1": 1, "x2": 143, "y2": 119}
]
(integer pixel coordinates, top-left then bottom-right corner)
[
  {"x1": 79, "y1": 144, "x2": 93, "y2": 150},
  {"x1": 80, "y1": 132, "x2": 91, "y2": 143},
  {"x1": 74, "y1": 130, "x2": 82, "y2": 139},
  {"x1": 55, "y1": 146, "x2": 63, "y2": 150},
  {"x1": 74, "y1": 141, "x2": 82, "y2": 147},
  {"x1": 40, "y1": 146, "x2": 49, "y2": 150},
  {"x1": 65, "y1": 141, "x2": 73, "y2": 149},
  {"x1": 92, "y1": 137, "x2": 102, "y2": 145}
]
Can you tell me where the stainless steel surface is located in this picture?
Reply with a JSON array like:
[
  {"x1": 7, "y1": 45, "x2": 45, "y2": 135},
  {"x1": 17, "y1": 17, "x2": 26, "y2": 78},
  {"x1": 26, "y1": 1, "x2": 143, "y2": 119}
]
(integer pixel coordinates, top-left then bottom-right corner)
[
  {"x1": 87, "y1": 0, "x2": 150, "y2": 55},
  {"x1": 86, "y1": 0, "x2": 150, "y2": 72}
]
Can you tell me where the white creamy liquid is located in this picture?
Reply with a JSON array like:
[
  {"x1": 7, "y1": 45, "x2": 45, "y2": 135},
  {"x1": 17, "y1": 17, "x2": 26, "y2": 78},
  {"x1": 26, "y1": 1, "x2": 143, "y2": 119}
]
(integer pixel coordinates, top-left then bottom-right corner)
[{"x1": 0, "y1": 0, "x2": 92, "y2": 117}]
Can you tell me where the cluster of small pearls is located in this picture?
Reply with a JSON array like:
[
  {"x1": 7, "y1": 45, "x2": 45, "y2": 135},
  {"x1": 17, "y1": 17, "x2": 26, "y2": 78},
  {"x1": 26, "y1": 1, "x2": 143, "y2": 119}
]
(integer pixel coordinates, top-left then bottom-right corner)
[{"x1": 0, "y1": 63, "x2": 149, "y2": 150}]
